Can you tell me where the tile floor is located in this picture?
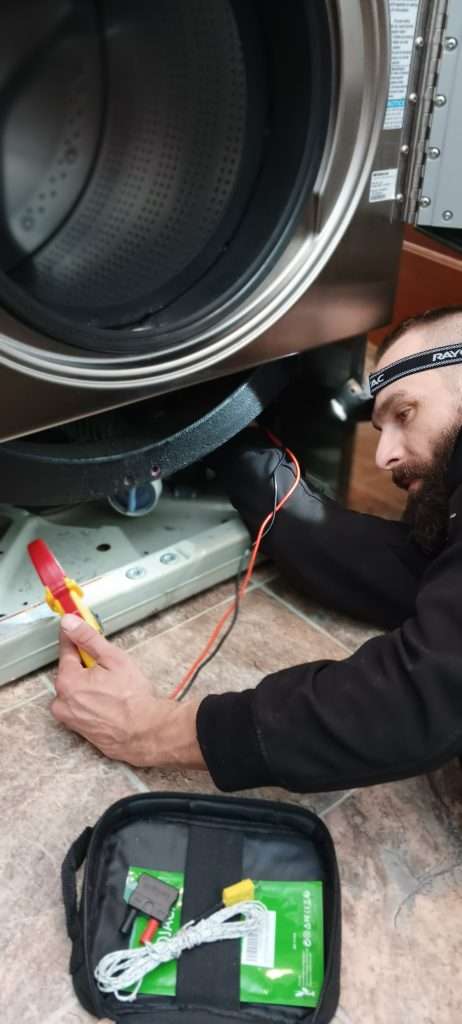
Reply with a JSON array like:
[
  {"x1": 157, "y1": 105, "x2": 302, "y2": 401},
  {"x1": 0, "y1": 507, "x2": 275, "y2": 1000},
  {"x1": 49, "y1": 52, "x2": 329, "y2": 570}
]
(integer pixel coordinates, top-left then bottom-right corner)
[{"x1": 2, "y1": 424, "x2": 462, "y2": 1024}]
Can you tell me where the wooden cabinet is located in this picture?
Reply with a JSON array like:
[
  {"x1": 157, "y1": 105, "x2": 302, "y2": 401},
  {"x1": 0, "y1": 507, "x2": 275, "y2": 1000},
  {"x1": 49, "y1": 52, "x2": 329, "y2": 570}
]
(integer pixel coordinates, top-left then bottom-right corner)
[{"x1": 369, "y1": 225, "x2": 462, "y2": 347}]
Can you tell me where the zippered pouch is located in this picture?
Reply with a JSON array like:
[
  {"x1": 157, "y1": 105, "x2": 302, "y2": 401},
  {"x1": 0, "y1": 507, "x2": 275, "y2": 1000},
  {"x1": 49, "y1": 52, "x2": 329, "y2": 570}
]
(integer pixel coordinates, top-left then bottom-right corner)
[{"x1": 62, "y1": 792, "x2": 341, "y2": 1024}]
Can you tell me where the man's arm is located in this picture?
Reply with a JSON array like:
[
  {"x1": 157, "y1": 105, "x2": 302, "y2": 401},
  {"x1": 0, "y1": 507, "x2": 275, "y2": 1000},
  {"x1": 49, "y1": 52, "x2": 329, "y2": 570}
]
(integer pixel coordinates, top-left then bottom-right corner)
[
  {"x1": 197, "y1": 485, "x2": 462, "y2": 792},
  {"x1": 213, "y1": 434, "x2": 429, "y2": 629},
  {"x1": 51, "y1": 437, "x2": 455, "y2": 792},
  {"x1": 53, "y1": 492, "x2": 462, "y2": 792}
]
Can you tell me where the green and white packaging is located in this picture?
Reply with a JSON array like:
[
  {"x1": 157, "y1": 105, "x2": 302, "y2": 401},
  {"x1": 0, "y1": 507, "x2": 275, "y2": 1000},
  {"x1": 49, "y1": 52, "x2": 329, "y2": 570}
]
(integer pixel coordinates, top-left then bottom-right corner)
[{"x1": 125, "y1": 867, "x2": 324, "y2": 1008}]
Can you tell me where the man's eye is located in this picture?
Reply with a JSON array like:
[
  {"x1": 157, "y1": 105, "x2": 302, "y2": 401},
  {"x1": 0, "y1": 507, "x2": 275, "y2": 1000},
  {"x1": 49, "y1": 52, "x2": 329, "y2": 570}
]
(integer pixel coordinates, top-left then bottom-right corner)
[{"x1": 397, "y1": 408, "x2": 412, "y2": 423}]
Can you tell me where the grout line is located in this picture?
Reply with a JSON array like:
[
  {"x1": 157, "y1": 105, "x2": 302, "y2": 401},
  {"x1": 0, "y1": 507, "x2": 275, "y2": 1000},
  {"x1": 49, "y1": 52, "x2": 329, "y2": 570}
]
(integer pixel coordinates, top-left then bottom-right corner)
[
  {"x1": 260, "y1": 584, "x2": 352, "y2": 656},
  {"x1": 123, "y1": 572, "x2": 279, "y2": 653},
  {"x1": 0, "y1": 684, "x2": 51, "y2": 716},
  {"x1": 121, "y1": 765, "x2": 150, "y2": 793},
  {"x1": 251, "y1": 569, "x2": 280, "y2": 589},
  {"x1": 124, "y1": 598, "x2": 235, "y2": 651},
  {"x1": 320, "y1": 789, "x2": 355, "y2": 819}
]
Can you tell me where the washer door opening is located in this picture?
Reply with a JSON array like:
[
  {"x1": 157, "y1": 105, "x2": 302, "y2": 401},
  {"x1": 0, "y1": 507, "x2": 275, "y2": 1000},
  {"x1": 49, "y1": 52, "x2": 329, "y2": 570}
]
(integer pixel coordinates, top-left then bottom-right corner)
[{"x1": 0, "y1": 0, "x2": 330, "y2": 354}]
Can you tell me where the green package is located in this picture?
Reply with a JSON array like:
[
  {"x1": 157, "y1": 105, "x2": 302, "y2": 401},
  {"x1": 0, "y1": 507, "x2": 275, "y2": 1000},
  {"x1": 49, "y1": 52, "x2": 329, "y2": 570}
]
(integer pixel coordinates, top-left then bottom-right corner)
[{"x1": 125, "y1": 867, "x2": 324, "y2": 1008}]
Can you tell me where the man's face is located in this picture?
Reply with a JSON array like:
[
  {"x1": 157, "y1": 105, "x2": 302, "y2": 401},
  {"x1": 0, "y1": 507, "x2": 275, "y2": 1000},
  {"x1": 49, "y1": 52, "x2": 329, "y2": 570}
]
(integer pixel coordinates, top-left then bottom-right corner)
[{"x1": 372, "y1": 329, "x2": 462, "y2": 551}]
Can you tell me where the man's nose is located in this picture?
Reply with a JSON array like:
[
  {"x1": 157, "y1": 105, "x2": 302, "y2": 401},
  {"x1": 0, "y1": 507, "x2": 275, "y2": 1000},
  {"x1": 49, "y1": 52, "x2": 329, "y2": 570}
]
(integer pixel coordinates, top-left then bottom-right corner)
[{"x1": 375, "y1": 430, "x2": 404, "y2": 471}]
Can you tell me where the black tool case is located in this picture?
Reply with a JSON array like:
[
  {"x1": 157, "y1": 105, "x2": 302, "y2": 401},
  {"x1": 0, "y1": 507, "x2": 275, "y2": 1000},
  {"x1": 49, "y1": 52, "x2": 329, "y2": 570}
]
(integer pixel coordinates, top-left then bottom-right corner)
[{"x1": 62, "y1": 792, "x2": 341, "y2": 1024}]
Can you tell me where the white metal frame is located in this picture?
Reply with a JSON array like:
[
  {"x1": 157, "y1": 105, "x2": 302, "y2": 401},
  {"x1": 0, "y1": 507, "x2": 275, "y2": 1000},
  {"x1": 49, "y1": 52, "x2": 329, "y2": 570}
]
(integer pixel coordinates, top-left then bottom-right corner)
[{"x1": 0, "y1": 496, "x2": 250, "y2": 685}]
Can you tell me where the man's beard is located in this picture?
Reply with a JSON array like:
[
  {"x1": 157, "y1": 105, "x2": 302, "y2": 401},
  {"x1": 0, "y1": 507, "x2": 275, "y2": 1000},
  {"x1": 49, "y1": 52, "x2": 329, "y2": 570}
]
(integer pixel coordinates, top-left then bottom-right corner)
[{"x1": 395, "y1": 426, "x2": 460, "y2": 554}]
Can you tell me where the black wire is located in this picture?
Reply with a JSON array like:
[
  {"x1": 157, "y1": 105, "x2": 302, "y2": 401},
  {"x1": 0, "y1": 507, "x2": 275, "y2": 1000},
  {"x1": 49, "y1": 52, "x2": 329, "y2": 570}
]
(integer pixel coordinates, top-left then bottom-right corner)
[
  {"x1": 177, "y1": 464, "x2": 281, "y2": 701},
  {"x1": 261, "y1": 470, "x2": 278, "y2": 538},
  {"x1": 177, "y1": 550, "x2": 247, "y2": 701},
  {"x1": 261, "y1": 450, "x2": 284, "y2": 540}
]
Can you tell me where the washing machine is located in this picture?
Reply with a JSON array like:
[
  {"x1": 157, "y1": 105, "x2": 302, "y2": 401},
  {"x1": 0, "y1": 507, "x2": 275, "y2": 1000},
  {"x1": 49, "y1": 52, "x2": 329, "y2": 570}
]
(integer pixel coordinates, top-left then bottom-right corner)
[{"x1": 0, "y1": 0, "x2": 459, "y2": 680}]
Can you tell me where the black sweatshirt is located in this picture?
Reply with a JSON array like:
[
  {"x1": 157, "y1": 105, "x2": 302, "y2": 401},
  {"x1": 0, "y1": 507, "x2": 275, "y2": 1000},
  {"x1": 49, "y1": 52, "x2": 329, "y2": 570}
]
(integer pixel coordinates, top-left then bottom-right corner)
[{"x1": 196, "y1": 431, "x2": 462, "y2": 793}]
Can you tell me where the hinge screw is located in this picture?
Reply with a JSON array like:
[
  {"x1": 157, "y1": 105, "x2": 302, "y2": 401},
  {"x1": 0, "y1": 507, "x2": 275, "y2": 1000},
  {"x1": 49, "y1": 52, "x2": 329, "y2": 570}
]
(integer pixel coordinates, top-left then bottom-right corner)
[
  {"x1": 395, "y1": 193, "x2": 405, "y2": 204},
  {"x1": 428, "y1": 146, "x2": 440, "y2": 159},
  {"x1": 415, "y1": 36, "x2": 425, "y2": 49},
  {"x1": 160, "y1": 552, "x2": 177, "y2": 564},
  {"x1": 434, "y1": 94, "x2": 447, "y2": 107},
  {"x1": 408, "y1": 92, "x2": 418, "y2": 104},
  {"x1": 419, "y1": 196, "x2": 431, "y2": 208},
  {"x1": 442, "y1": 210, "x2": 454, "y2": 221},
  {"x1": 445, "y1": 37, "x2": 458, "y2": 51},
  {"x1": 126, "y1": 566, "x2": 146, "y2": 580},
  {"x1": 400, "y1": 144, "x2": 410, "y2": 155}
]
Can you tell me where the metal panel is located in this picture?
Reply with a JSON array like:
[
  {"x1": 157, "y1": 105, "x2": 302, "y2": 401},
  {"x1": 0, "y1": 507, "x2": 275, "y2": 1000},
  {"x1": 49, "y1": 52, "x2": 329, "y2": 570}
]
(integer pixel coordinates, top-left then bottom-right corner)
[
  {"x1": 0, "y1": 1, "x2": 393, "y2": 397},
  {"x1": 0, "y1": 497, "x2": 252, "y2": 685},
  {"x1": 0, "y1": 1, "x2": 428, "y2": 440},
  {"x1": 415, "y1": 0, "x2": 462, "y2": 226},
  {"x1": 401, "y1": 0, "x2": 448, "y2": 221}
]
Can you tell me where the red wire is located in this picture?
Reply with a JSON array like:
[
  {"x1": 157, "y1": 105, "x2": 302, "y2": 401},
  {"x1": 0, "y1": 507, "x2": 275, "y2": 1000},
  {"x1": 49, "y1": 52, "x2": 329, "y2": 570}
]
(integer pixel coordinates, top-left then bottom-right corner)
[{"x1": 168, "y1": 431, "x2": 301, "y2": 701}]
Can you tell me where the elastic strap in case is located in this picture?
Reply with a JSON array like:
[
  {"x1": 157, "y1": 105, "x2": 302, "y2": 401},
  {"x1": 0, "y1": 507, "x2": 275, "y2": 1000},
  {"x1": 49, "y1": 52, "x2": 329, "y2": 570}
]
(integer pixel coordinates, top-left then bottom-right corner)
[{"x1": 177, "y1": 824, "x2": 243, "y2": 1010}]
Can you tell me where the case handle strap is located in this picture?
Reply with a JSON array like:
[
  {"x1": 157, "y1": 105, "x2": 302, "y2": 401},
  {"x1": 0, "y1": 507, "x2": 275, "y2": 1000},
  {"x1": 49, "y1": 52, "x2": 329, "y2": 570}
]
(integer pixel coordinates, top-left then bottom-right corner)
[{"x1": 61, "y1": 826, "x2": 93, "y2": 940}]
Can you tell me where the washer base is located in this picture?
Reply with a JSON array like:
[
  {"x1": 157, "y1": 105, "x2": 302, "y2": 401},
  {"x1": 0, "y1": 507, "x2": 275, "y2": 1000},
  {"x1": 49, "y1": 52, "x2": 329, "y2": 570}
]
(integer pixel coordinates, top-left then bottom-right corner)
[{"x1": 0, "y1": 495, "x2": 252, "y2": 685}]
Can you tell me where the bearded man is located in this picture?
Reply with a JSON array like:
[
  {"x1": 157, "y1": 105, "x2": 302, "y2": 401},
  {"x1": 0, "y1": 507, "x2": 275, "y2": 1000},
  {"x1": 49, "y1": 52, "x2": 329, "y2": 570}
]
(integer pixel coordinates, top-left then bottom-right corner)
[{"x1": 51, "y1": 305, "x2": 462, "y2": 794}]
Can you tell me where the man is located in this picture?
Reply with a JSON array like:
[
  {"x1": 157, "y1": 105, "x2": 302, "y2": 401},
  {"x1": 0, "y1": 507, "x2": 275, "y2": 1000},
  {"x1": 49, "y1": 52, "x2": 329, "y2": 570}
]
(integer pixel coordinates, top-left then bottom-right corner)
[{"x1": 52, "y1": 305, "x2": 462, "y2": 793}]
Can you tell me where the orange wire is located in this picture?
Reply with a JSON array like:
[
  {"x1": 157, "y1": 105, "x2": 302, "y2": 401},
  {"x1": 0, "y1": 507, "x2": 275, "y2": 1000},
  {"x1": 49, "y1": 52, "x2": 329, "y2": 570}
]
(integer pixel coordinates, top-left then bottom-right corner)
[{"x1": 168, "y1": 433, "x2": 301, "y2": 701}]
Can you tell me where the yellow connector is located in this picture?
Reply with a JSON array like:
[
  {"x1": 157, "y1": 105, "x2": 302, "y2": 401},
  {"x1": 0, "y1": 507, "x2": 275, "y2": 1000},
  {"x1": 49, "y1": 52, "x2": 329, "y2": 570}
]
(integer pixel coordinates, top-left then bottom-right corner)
[{"x1": 222, "y1": 879, "x2": 255, "y2": 906}]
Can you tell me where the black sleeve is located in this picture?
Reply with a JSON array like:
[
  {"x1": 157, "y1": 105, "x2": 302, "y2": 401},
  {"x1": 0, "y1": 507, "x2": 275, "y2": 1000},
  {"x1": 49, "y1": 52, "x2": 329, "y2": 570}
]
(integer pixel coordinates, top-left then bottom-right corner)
[
  {"x1": 213, "y1": 433, "x2": 429, "y2": 630},
  {"x1": 197, "y1": 485, "x2": 462, "y2": 794}
]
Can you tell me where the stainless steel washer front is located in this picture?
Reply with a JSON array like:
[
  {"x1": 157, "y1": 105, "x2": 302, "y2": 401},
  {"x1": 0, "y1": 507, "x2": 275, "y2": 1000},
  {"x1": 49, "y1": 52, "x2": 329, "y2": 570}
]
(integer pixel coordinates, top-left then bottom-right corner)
[{"x1": 0, "y1": 0, "x2": 430, "y2": 442}]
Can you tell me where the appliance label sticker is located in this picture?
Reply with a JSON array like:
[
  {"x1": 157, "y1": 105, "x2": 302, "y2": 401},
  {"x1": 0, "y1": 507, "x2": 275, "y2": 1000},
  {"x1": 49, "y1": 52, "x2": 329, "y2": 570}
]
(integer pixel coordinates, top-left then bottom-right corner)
[
  {"x1": 369, "y1": 168, "x2": 398, "y2": 203},
  {"x1": 384, "y1": 0, "x2": 420, "y2": 130}
]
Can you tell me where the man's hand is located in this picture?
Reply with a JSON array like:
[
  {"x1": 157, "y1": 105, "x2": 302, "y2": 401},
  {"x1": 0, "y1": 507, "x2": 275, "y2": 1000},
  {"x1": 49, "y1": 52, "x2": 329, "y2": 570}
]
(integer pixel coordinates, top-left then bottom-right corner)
[{"x1": 51, "y1": 614, "x2": 206, "y2": 770}]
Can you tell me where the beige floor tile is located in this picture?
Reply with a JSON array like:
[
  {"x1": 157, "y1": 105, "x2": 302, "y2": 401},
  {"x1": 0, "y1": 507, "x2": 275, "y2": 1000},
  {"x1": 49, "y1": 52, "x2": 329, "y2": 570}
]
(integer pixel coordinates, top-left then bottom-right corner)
[
  {"x1": 127, "y1": 586, "x2": 347, "y2": 701},
  {"x1": 0, "y1": 696, "x2": 139, "y2": 1023},
  {"x1": 0, "y1": 695, "x2": 133, "y2": 817},
  {"x1": 112, "y1": 578, "x2": 237, "y2": 652},
  {"x1": 111, "y1": 562, "x2": 278, "y2": 652},
  {"x1": 127, "y1": 585, "x2": 351, "y2": 813},
  {"x1": 2, "y1": 907, "x2": 112, "y2": 1024},
  {"x1": 265, "y1": 578, "x2": 381, "y2": 653},
  {"x1": 0, "y1": 671, "x2": 51, "y2": 714},
  {"x1": 326, "y1": 770, "x2": 462, "y2": 1024}
]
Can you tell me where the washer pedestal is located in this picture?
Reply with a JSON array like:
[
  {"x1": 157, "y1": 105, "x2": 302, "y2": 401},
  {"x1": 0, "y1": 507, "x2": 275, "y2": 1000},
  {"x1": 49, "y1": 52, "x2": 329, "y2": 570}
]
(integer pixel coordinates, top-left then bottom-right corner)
[{"x1": 0, "y1": 494, "x2": 250, "y2": 685}]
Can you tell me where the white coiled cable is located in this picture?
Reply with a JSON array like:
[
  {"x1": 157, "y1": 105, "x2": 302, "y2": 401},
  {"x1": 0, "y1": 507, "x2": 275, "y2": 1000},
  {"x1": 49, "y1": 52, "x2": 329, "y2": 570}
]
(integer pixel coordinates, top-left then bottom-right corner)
[{"x1": 94, "y1": 900, "x2": 267, "y2": 1003}]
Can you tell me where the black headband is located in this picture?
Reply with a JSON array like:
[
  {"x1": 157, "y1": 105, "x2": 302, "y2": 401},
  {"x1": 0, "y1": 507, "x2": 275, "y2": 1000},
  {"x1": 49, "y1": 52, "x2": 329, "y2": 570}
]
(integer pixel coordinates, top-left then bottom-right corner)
[{"x1": 369, "y1": 344, "x2": 462, "y2": 397}]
